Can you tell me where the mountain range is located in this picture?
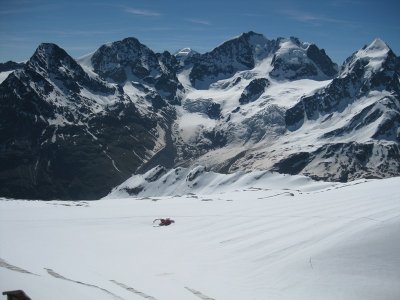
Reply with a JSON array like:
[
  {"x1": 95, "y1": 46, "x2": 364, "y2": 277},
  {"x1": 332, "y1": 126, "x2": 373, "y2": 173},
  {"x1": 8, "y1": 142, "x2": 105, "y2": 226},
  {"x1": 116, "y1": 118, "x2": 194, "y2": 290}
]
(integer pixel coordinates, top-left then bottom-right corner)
[{"x1": 0, "y1": 31, "x2": 399, "y2": 200}]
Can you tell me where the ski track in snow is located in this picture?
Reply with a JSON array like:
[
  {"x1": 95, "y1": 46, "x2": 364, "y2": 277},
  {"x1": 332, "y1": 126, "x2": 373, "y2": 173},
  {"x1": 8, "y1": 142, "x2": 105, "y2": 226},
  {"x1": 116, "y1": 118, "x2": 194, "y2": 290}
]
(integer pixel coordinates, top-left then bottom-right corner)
[
  {"x1": 0, "y1": 258, "x2": 38, "y2": 276},
  {"x1": 45, "y1": 268, "x2": 124, "y2": 300},
  {"x1": 184, "y1": 287, "x2": 216, "y2": 300},
  {"x1": 110, "y1": 280, "x2": 159, "y2": 300}
]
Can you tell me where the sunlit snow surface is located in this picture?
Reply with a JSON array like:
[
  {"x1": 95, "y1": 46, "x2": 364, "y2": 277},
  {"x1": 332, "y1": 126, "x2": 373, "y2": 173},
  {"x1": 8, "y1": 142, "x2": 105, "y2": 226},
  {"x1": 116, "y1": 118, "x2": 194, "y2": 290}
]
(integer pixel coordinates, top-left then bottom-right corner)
[
  {"x1": 1, "y1": 173, "x2": 399, "y2": 300},
  {"x1": 0, "y1": 70, "x2": 13, "y2": 83}
]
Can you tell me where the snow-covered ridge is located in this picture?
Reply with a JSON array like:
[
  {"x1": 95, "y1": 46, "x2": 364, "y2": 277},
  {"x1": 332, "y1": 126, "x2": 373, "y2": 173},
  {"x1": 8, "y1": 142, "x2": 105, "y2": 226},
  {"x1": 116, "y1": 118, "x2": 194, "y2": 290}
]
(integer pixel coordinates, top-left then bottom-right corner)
[
  {"x1": 340, "y1": 38, "x2": 394, "y2": 78},
  {"x1": 105, "y1": 165, "x2": 337, "y2": 199},
  {"x1": 186, "y1": 33, "x2": 337, "y2": 90}
]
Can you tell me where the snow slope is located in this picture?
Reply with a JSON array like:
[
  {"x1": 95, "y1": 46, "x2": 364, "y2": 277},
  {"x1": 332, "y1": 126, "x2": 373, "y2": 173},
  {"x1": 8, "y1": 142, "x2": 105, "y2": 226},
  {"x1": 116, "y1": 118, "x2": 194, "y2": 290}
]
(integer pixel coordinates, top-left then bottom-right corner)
[
  {"x1": 105, "y1": 165, "x2": 331, "y2": 198},
  {"x1": 173, "y1": 37, "x2": 399, "y2": 180},
  {"x1": 173, "y1": 50, "x2": 333, "y2": 162},
  {"x1": 1, "y1": 172, "x2": 399, "y2": 300},
  {"x1": 340, "y1": 38, "x2": 391, "y2": 78},
  {"x1": 0, "y1": 70, "x2": 13, "y2": 83}
]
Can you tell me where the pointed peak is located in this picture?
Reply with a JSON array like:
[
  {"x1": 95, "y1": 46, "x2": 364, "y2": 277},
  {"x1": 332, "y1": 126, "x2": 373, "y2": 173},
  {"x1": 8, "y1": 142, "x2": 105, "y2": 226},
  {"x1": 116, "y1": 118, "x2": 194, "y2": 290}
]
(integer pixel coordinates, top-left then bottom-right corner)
[
  {"x1": 366, "y1": 38, "x2": 390, "y2": 51},
  {"x1": 175, "y1": 47, "x2": 193, "y2": 55},
  {"x1": 28, "y1": 43, "x2": 71, "y2": 67},
  {"x1": 174, "y1": 47, "x2": 198, "y2": 57},
  {"x1": 340, "y1": 38, "x2": 395, "y2": 78},
  {"x1": 354, "y1": 38, "x2": 391, "y2": 61},
  {"x1": 37, "y1": 42, "x2": 60, "y2": 50},
  {"x1": 34, "y1": 43, "x2": 66, "y2": 56}
]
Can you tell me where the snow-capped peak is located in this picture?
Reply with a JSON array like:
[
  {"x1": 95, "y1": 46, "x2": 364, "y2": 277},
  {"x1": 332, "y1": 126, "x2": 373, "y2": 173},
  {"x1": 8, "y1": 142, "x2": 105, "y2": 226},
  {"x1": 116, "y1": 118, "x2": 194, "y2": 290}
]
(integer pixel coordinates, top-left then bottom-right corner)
[
  {"x1": 340, "y1": 38, "x2": 393, "y2": 78},
  {"x1": 26, "y1": 42, "x2": 85, "y2": 79},
  {"x1": 29, "y1": 43, "x2": 69, "y2": 65},
  {"x1": 270, "y1": 37, "x2": 337, "y2": 80},
  {"x1": 366, "y1": 38, "x2": 390, "y2": 52},
  {"x1": 210, "y1": 31, "x2": 272, "y2": 57},
  {"x1": 274, "y1": 37, "x2": 308, "y2": 57},
  {"x1": 174, "y1": 47, "x2": 199, "y2": 64},
  {"x1": 356, "y1": 38, "x2": 390, "y2": 62},
  {"x1": 175, "y1": 47, "x2": 194, "y2": 56},
  {"x1": 90, "y1": 37, "x2": 160, "y2": 83},
  {"x1": 35, "y1": 43, "x2": 63, "y2": 55}
]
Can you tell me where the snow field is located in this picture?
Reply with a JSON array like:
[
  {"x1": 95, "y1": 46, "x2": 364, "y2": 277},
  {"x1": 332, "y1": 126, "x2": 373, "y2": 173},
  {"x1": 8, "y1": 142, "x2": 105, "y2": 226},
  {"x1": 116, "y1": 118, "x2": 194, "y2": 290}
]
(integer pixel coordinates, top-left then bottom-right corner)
[{"x1": 1, "y1": 175, "x2": 399, "y2": 300}]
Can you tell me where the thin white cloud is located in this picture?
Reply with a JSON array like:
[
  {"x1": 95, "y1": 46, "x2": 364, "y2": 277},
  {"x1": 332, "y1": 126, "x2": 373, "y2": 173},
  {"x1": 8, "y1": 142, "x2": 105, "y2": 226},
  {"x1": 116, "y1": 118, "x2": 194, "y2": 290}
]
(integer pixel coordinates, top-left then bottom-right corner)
[
  {"x1": 186, "y1": 18, "x2": 211, "y2": 26},
  {"x1": 279, "y1": 9, "x2": 350, "y2": 25},
  {"x1": 125, "y1": 7, "x2": 161, "y2": 17}
]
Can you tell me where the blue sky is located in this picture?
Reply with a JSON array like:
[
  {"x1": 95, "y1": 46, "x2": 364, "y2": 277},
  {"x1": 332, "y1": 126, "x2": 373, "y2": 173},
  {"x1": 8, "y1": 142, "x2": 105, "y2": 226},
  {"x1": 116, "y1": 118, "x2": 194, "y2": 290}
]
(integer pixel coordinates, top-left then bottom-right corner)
[{"x1": 1, "y1": 0, "x2": 399, "y2": 64}]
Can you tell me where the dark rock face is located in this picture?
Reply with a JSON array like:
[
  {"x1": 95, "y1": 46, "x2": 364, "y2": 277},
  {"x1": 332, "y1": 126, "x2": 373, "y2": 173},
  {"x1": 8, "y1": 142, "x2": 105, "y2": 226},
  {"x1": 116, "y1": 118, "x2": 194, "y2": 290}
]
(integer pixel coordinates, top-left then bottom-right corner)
[
  {"x1": 144, "y1": 165, "x2": 167, "y2": 182},
  {"x1": 185, "y1": 34, "x2": 337, "y2": 88},
  {"x1": 155, "y1": 51, "x2": 184, "y2": 105},
  {"x1": 186, "y1": 166, "x2": 206, "y2": 182},
  {"x1": 183, "y1": 98, "x2": 221, "y2": 119},
  {"x1": 286, "y1": 46, "x2": 400, "y2": 130},
  {"x1": 270, "y1": 37, "x2": 338, "y2": 81},
  {"x1": 0, "y1": 43, "x2": 170, "y2": 200},
  {"x1": 91, "y1": 38, "x2": 183, "y2": 105},
  {"x1": 188, "y1": 32, "x2": 274, "y2": 89},
  {"x1": 271, "y1": 152, "x2": 312, "y2": 175},
  {"x1": 206, "y1": 102, "x2": 221, "y2": 119},
  {"x1": 320, "y1": 96, "x2": 400, "y2": 143},
  {"x1": 174, "y1": 48, "x2": 200, "y2": 66},
  {"x1": 91, "y1": 37, "x2": 159, "y2": 82},
  {"x1": 28, "y1": 43, "x2": 114, "y2": 95},
  {"x1": 372, "y1": 108, "x2": 400, "y2": 142},
  {"x1": 285, "y1": 75, "x2": 357, "y2": 130},
  {"x1": 306, "y1": 44, "x2": 338, "y2": 78},
  {"x1": 272, "y1": 142, "x2": 400, "y2": 181},
  {"x1": 282, "y1": 39, "x2": 400, "y2": 181},
  {"x1": 239, "y1": 78, "x2": 270, "y2": 104},
  {"x1": 314, "y1": 143, "x2": 399, "y2": 181},
  {"x1": 146, "y1": 92, "x2": 168, "y2": 110},
  {"x1": 0, "y1": 61, "x2": 25, "y2": 72}
]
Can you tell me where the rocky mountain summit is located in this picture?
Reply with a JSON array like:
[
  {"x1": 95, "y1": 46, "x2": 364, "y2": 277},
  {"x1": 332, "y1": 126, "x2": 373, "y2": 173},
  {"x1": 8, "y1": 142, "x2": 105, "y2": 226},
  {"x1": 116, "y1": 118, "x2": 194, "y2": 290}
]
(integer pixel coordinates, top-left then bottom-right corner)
[
  {"x1": 0, "y1": 32, "x2": 399, "y2": 199},
  {"x1": 186, "y1": 32, "x2": 338, "y2": 89},
  {"x1": 0, "y1": 43, "x2": 171, "y2": 199}
]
